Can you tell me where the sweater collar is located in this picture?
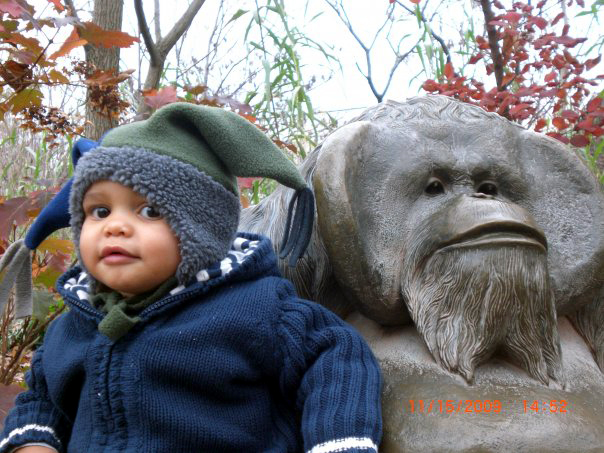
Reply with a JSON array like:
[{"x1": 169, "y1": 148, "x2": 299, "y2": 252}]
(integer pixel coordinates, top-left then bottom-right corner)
[{"x1": 60, "y1": 233, "x2": 270, "y2": 306}]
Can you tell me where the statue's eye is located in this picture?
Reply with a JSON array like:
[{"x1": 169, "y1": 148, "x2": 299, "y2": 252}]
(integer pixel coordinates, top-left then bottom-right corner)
[
  {"x1": 425, "y1": 178, "x2": 445, "y2": 195},
  {"x1": 477, "y1": 181, "x2": 498, "y2": 196}
]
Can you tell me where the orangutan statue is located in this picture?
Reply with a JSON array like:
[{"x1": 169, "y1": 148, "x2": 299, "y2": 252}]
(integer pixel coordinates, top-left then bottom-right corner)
[{"x1": 240, "y1": 95, "x2": 604, "y2": 452}]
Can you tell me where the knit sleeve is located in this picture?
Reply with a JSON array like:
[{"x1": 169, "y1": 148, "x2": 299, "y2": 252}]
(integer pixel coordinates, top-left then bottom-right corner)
[
  {"x1": 274, "y1": 282, "x2": 382, "y2": 453},
  {"x1": 0, "y1": 347, "x2": 70, "y2": 453}
]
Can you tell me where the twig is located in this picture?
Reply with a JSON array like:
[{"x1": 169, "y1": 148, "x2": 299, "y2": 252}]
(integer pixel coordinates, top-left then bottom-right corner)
[{"x1": 479, "y1": 0, "x2": 505, "y2": 91}]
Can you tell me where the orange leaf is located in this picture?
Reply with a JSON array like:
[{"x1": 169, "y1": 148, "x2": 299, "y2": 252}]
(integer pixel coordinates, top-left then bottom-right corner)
[
  {"x1": 143, "y1": 86, "x2": 178, "y2": 109},
  {"x1": 47, "y1": 0, "x2": 64, "y2": 12},
  {"x1": 78, "y1": 21, "x2": 139, "y2": 49},
  {"x1": 535, "y1": 118, "x2": 547, "y2": 132},
  {"x1": 49, "y1": 28, "x2": 87, "y2": 60},
  {"x1": 444, "y1": 62, "x2": 454, "y2": 80},
  {"x1": 552, "y1": 117, "x2": 568, "y2": 130},
  {"x1": 240, "y1": 194, "x2": 250, "y2": 209}
]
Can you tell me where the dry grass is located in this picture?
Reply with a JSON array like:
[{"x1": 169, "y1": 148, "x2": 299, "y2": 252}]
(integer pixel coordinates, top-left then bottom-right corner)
[{"x1": 1, "y1": 114, "x2": 72, "y2": 198}]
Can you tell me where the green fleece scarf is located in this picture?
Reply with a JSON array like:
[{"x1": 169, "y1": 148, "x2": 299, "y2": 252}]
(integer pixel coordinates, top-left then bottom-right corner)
[{"x1": 91, "y1": 277, "x2": 177, "y2": 342}]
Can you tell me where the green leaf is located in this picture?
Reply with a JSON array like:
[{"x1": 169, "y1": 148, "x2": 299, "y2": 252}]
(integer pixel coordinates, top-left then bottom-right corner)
[{"x1": 227, "y1": 9, "x2": 248, "y2": 25}]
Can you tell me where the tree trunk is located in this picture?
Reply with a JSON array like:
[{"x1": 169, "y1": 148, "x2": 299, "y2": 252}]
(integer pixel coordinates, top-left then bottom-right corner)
[{"x1": 84, "y1": 0, "x2": 124, "y2": 140}]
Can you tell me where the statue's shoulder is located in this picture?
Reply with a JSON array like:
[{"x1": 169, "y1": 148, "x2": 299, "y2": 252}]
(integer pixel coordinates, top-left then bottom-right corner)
[{"x1": 348, "y1": 313, "x2": 604, "y2": 453}]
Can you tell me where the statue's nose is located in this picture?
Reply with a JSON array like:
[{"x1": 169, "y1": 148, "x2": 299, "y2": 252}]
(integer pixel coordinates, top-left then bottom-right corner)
[{"x1": 470, "y1": 192, "x2": 495, "y2": 200}]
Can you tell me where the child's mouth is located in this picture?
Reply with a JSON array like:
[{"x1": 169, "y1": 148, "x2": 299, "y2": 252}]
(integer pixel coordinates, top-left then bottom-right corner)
[{"x1": 101, "y1": 246, "x2": 137, "y2": 264}]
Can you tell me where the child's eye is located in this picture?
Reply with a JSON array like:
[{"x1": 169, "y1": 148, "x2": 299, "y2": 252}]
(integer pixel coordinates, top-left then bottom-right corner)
[
  {"x1": 91, "y1": 207, "x2": 110, "y2": 219},
  {"x1": 140, "y1": 205, "x2": 162, "y2": 219}
]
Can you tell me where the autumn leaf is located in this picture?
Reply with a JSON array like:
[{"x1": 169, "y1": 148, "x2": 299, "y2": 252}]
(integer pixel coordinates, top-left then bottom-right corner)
[
  {"x1": 0, "y1": 196, "x2": 31, "y2": 241},
  {"x1": 78, "y1": 21, "x2": 139, "y2": 49},
  {"x1": 501, "y1": 12, "x2": 522, "y2": 24},
  {"x1": 240, "y1": 194, "x2": 250, "y2": 209},
  {"x1": 238, "y1": 177, "x2": 260, "y2": 190},
  {"x1": 85, "y1": 68, "x2": 135, "y2": 86},
  {"x1": 409, "y1": 0, "x2": 421, "y2": 3},
  {"x1": 47, "y1": 0, "x2": 64, "y2": 12},
  {"x1": 143, "y1": 86, "x2": 178, "y2": 109},
  {"x1": 49, "y1": 28, "x2": 87, "y2": 60},
  {"x1": 544, "y1": 71, "x2": 557, "y2": 83},
  {"x1": 569, "y1": 134, "x2": 589, "y2": 147},
  {"x1": 48, "y1": 68, "x2": 69, "y2": 84},
  {"x1": 10, "y1": 88, "x2": 43, "y2": 112},
  {"x1": 0, "y1": 0, "x2": 25, "y2": 18},
  {"x1": 38, "y1": 238, "x2": 74, "y2": 257},
  {"x1": 552, "y1": 117, "x2": 568, "y2": 130},
  {"x1": 535, "y1": 118, "x2": 547, "y2": 132},
  {"x1": 444, "y1": 62, "x2": 454, "y2": 80}
]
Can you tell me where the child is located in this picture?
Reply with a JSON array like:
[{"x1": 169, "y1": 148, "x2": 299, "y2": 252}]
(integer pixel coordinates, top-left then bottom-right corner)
[{"x1": 0, "y1": 103, "x2": 382, "y2": 452}]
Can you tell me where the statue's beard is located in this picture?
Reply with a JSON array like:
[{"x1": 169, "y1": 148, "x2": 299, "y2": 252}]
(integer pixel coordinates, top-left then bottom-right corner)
[{"x1": 403, "y1": 246, "x2": 563, "y2": 385}]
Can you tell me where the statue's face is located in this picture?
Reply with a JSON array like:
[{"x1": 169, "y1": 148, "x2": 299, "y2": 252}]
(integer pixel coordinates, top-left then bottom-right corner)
[{"x1": 314, "y1": 118, "x2": 562, "y2": 383}]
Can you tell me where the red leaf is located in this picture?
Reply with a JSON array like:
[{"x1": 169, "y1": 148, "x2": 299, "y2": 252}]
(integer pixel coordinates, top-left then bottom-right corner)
[
  {"x1": 553, "y1": 36, "x2": 587, "y2": 48},
  {"x1": 509, "y1": 103, "x2": 532, "y2": 117},
  {"x1": 535, "y1": 118, "x2": 547, "y2": 132},
  {"x1": 586, "y1": 98, "x2": 602, "y2": 113},
  {"x1": 544, "y1": 71, "x2": 557, "y2": 82},
  {"x1": 0, "y1": 197, "x2": 31, "y2": 241},
  {"x1": 237, "y1": 177, "x2": 260, "y2": 190},
  {"x1": 585, "y1": 56, "x2": 601, "y2": 71},
  {"x1": 502, "y1": 12, "x2": 522, "y2": 23},
  {"x1": 552, "y1": 12, "x2": 565, "y2": 26},
  {"x1": 78, "y1": 21, "x2": 139, "y2": 49},
  {"x1": 47, "y1": 0, "x2": 64, "y2": 12},
  {"x1": 143, "y1": 86, "x2": 178, "y2": 109},
  {"x1": 552, "y1": 55, "x2": 566, "y2": 69},
  {"x1": 560, "y1": 110, "x2": 580, "y2": 121},
  {"x1": 530, "y1": 16, "x2": 548, "y2": 30},
  {"x1": 409, "y1": 0, "x2": 420, "y2": 3},
  {"x1": 546, "y1": 132, "x2": 569, "y2": 144},
  {"x1": 422, "y1": 79, "x2": 439, "y2": 92},
  {"x1": 570, "y1": 134, "x2": 589, "y2": 147},
  {"x1": 0, "y1": 0, "x2": 25, "y2": 18},
  {"x1": 444, "y1": 62, "x2": 454, "y2": 80},
  {"x1": 552, "y1": 117, "x2": 568, "y2": 130}
]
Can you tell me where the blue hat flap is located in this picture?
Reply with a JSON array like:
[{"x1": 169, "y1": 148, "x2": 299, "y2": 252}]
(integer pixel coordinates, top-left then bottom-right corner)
[{"x1": 0, "y1": 138, "x2": 98, "y2": 319}]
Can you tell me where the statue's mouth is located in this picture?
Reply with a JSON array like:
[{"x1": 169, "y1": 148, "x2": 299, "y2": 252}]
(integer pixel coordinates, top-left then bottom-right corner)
[{"x1": 439, "y1": 221, "x2": 548, "y2": 252}]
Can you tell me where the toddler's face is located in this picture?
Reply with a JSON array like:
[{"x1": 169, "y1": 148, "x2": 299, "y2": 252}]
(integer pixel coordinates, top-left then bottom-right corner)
[{"x1": 79, "y1": 181, "x2": 181, "y2": 297}]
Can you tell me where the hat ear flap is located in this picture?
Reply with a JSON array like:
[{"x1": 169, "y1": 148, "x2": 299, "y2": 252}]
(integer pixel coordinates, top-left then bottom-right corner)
[
  {"x1": 72, "y1": 137, "x2": 98, "y2": 166},
  {"x1": 1, "y1": 137, "x2": 98, "y2": 319}
]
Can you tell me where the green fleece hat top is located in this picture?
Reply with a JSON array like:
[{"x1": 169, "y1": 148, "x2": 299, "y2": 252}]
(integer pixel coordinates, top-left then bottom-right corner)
[
  {"x1": 101, "y1": 103, "x2": 307, "y2": 195},
  {"x1": 69, "y1": 102, "x2": 314, "y2": 287}
]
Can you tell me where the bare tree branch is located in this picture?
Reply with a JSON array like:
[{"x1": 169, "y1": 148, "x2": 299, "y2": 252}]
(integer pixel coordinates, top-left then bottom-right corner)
[
  {"x1": 325, "y1": 0, "x2": 416, "y2": 102},
  {"x1": 157, "y1": 0, "x2": 206, "y2": 58},
  {"x1": 395, "y1": 0, "x2": 451, "y2": 63},
  {"x1": 134, "y1": 0, "x2": 160, "y2": 67},
  {"x1": 134, "y1": 0, "x2": 207, "y2": 114}
]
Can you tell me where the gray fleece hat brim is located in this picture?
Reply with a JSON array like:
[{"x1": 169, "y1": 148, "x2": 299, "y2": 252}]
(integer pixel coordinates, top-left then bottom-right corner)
[{"x1": 69, "y1": 146, "x2": 240, "y2": 286}]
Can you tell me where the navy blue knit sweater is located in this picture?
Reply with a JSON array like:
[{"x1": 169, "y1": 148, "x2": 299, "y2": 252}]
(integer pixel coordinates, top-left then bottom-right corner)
[{"x1": 0, "y1": 234, "x2": 382, "y2": 453}]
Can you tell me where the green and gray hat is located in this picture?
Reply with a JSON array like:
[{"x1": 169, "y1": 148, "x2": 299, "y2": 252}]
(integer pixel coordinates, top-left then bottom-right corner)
[{"x1": 70, "y1": 102, "x2": 314, "y2": 286}]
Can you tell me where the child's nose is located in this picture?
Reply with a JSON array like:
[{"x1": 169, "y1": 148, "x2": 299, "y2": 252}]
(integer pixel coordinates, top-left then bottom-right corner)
[{"x1": 103, "y1": 216, "x2": 134, "y2": 236}]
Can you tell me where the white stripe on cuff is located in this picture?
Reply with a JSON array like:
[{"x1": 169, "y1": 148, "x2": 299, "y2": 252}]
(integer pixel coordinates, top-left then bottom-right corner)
[
  {"x1": 307, "y1": 436, "x2": 378, "y2": 453},
  {"x1": 0, "y1": 425, "x2": 60, "y2": 449}
]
